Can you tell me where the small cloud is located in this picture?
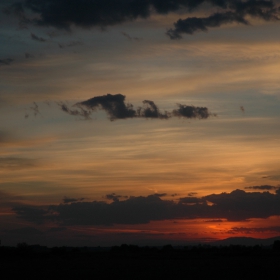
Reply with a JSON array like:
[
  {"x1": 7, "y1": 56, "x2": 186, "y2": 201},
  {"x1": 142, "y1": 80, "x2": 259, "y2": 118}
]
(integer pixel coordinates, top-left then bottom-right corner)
[
  {"x1": 173, "y1": 104, "x2": 213, "y2": 119},
  {"x1": 121, "y1": 32, "x2": 142, "y2": 41},
  {"x1": 31, "y1": 33, "x2": 46, "y2": 42},
  {"x1": 188, "y1": 192, "x2": 198, "y2": 197},
  {"x1": 29, "y1": 102, "x2": 41, "y2": 117},
  {"x1": 58, "y1": 41, "x2": 83, "y2": 49},
  {"x1": 25, "y1": 52, "x2": 34, "y2": 59},
  {"x1": 171, "y1": 193, "x2": 179, "y2": 197},
  {"x1": 0, "y1": 58, "x2": 14, "y2": 65},
  {"x1": 105, "y1": 193, "x2": 128, "y2": 202},
  {"x1": 57, "y1": 102, "x2": 91, "y2": 119}
]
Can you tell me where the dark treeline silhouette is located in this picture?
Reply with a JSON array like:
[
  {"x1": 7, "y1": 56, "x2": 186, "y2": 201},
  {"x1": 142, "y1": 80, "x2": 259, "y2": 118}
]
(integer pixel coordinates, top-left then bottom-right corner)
[
  {"x1": 1, "y1": 241, "x2": 280, "y2": 257},
  {"x1": 1, "y1": 242, "x2": 280, "y2": 279}
]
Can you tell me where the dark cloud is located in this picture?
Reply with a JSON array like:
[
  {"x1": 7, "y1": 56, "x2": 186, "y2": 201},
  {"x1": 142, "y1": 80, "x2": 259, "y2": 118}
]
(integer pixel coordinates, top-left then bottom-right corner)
[
  {"x1": 2, "y1": 2, "x2": 29, "y2": 28},
  {"x1": 188, "y1": 192, "x2": 198, "y2": 196},
  {"x1": 13, "y1": 188, "x2": 280, "y2": 225},
  {"x1": 58, "y1": 40, "x2": 83, "y2": 49},
  {"x1": 57, "y1": 102, "x2": 91, "y2": 119},
  {"x1": 4, "y1": 226, "x2": 43, "y2": 236},
  {"x1": 167, "y1": 11, "x2": 248, "y2": 39},
  {"x1": 138, "y1": 100, "x2": 170, "y2": 119},
  {"x1": 25, "y1": 52, "x2": 34, "y2": 58},
  {"x1": 0, "y1": 58, "x2": 14, "y2": 65},
  {"x1": 171, "y1": 193, "x2": 179, "y2": 197},
  {"x1": 6, "y1": 0, "x2": 279, "y2": 37},
  {"x1": 203, "y1": 189, "x2": 280, "y2": 221},
  {"x1": 13, "y1": 206, "x2": 52, "y2": 224},
  {"x1": 173, "y1": 104, "x2": 212, "y2": 119},
  {"x1": 121, "y1": 31, "x2": 142, "y2": 41},
  {"x1": 0, "y1": 190, "x2": 24, "y2": 209},
  {"x1": 227, "y1": 226, "x2": 280, "y2": 234},
  {"x1": 179, "y1": 197, "x2": 202, "y2": 204},
  {"x1": 154, "y1": 193, "x2": 167, "y2": 197},
  {"x1": 63, "y1": 197, "x2": 85, "y2": 204},
  {"x1": 205, "y1": 219, "x2": 224, "y2": 223},
  {"x1": 166, "y1": 0, "x2": 279, "y2": 38},
  {"x1": 60, "y1": 94, "x2": 215, "y2": 121},
  {"x1": 25, "y1": 102, "x2": 41, "y2": 118},
  {"x1": 245, "y1": 185, "x2": 279, "y2": 190},
  {"x1": 78, "y1": 94, "x2": 136, "y2": 121},
  {"x1": 30, "y1": 32, "x2": 46, "y2": 42},
  {"x1": 106, "y1": 193, "x2": 128, "y2": 202},
  {"x1": 3, "y1": 2, "x2": 25, "y2": 18},
  {"x1": 0, "y1": 157, "x2": 38, "y2": 170}
]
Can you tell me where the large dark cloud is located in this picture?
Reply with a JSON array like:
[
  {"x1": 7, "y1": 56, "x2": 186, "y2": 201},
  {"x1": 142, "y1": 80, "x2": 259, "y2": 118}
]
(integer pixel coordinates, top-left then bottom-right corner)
[
  {"x1": 59, "y1": 93, "x2": 214, "y2": 121},
  {"x1": 12, "y1": 187, "x2": 280, "y2": 225},
  {"x1": 5, "y1": 0, "x2": 280, "y2": 38}
]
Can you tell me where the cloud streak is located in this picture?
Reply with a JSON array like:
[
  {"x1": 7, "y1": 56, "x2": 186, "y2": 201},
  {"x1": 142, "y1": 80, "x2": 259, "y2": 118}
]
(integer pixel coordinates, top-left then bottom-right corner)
[
  {"x1": 59, "y1": 94, "x2": 215, "y2": 121},
  {"x1": 245, "y1": 185, "x2": 279, "y2": 190}
]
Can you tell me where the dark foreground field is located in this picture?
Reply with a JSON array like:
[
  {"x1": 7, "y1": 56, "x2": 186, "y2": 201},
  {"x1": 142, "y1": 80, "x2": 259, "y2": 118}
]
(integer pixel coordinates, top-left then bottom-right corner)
[{"x1": 1, "y1": 244, "x2": 280, "y2": 279}]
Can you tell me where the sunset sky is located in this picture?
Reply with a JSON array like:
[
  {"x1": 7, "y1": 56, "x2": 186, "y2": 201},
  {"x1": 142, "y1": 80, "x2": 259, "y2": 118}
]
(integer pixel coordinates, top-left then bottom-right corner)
[{"x1": 1, "y1": 0, "x2": 280, "y2": 247}]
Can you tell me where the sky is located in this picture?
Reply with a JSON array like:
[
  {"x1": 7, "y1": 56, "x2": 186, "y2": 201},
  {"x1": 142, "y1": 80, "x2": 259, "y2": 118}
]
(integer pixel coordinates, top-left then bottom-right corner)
[{"x1": 1, "y1": 0, "x2": 280, "y2": 247}]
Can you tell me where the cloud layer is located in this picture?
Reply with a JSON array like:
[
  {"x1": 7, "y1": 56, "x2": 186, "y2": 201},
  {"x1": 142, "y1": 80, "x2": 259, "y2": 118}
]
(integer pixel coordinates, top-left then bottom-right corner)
[{"x1": 12, "y1": 187, "x2": 280, "y2": 226}]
